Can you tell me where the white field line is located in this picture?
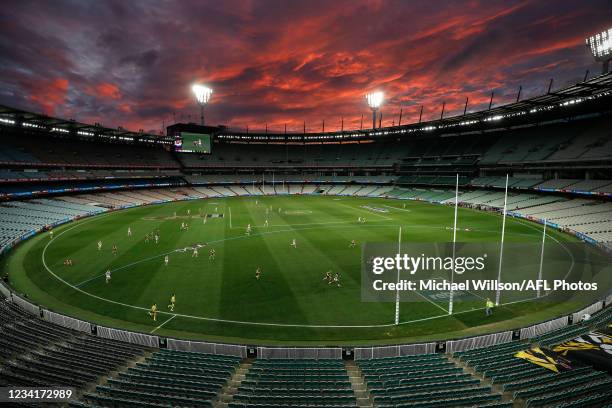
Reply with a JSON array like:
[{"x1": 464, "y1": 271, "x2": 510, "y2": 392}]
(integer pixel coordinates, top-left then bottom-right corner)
[
  {"x1": 230, "y1": 219, "x2": 392, "y2": 230},
  {"x1": 74, "y1": 223, "x2": 393, "y2": 287},
  {"x1": 337, "y1": 202, "x2": 393, "y2": 220},
  {"x1": 151, "y1": 314, "x2": 176, "y2": 333},
  {"x1": 412, "y1": 287, "x2": 451, "y2": 314},
  {"x1": 383, "y1": 204, "x2": 412, "y2": 212}
]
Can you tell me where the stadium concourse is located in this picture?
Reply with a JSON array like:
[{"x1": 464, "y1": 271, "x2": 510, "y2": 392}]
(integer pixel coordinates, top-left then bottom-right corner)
[{"x1": 0, "y1": 74, "x2": 611, "y2": 407}]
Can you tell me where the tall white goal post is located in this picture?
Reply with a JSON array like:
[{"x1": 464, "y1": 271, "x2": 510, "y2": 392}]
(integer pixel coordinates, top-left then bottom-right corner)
[
  {"x1": 448, "y1": 174, "x2": 459, "y2": 315},
  {"x1": 537, "y1": 218, "x2": 547, "y2": 298},
  {"x1": 495, "y1": 174, "x2": 509, "y2": 306},
  {"x1": 394, "y1": 226, "x2": 402, "y2": 325}
]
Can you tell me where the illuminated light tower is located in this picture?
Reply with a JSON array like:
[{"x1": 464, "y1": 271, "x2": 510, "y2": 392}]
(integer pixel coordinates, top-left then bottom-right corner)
[
  {"x1": 586, "y1": 27, "x2": 612, "y2": 74},
  {"x1": 192, "y1": 84, "x2": 213, "y2": 125},
  {"x1": 365, "y1": 91, "x2": 384, "y2": 129}
]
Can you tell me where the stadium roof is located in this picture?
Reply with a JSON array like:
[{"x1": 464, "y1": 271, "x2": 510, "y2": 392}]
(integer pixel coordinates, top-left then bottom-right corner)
[
  {"x1": 1, "y1": 73, "x2": 611, "y2": 145},
  {"x1": 218, "y1": 72, "x2": 612, "y2": 142},
  {"x1": 0, "y1": 105, "x2": 173, "y2": 145}
]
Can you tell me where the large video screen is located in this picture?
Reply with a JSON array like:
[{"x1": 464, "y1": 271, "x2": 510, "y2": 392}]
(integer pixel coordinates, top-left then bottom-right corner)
[{"x1": 175, "y1": 132, "x2": 212, "y2": 154}]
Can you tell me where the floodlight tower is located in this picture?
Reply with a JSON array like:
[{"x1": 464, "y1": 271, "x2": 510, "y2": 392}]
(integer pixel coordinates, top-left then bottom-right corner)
[
  {"x1": 365, "y1": 91, "x2": 384, "y2": 129},
  {"x1": 192, "y1": 84, "x2": 213, "y2": 125},
  {"x1": 586, "y1": 28, "x2": 612, "y2": 74}
]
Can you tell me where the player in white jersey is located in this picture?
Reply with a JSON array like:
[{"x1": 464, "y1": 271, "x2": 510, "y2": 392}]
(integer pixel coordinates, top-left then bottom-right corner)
[
  {"x1": 349, "y1": 239, "x2": 356, "y2": 248},
  {"x1": 209, "y1": 249, "x2": 216, "y2": 260},
  {"x1": 105, "y1": 269, "x2": 111, "y2": 284},
  {"x1": 155, "y1": 234, "x2": 159, "y2": 244},
  {"x1": 164, "y1": 255, "x2": 169, "y2": 266},
  {"x1": 97, "y1": 240, "x2": 102, "y2": 251},
  {"x1": 246, "y1": 224, "x2": 251, "y2": 235},
  {"x1": 255, "y1": 267, "x2": 261, "y2": 280},
  {"x1": 127, "y1": 227, "x2": 132, "y2": 237},
  {"x1": 291, "y1": 239, "x2": 297, "y2": 248},
  {"x1": 192, "y1": 247, "x2": 198, "y2": 258},
  {"x1": 264, "y1": 219, "x2": 269, "y2": 227},
  {"x1": 333, "y1": 273, "x2": 341, "y2": 287},
  {"x1": 49, "y1": 230, "x2": 54, "y2": 239}
]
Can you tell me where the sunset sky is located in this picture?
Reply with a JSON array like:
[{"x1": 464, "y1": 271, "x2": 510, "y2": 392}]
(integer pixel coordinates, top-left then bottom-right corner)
[{"x1": 1, "y1": 0, "x2": 610, "y2": 133}]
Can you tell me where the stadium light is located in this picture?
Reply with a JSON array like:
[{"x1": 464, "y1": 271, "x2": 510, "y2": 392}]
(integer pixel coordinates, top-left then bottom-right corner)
[
  {"x1": 365, "y1": 91, "x2": 384, "y2": 129},
  {"x1": 192, "y1": 84, "x2": 213, "y2": 125},
  {"x1": 586, "y1": 28, "x2": 612, "y2": 74}
]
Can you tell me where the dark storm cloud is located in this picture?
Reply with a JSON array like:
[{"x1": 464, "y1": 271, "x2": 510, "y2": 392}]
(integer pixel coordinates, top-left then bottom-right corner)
[{"x1": 0, "y1": 0, "x2": 610, "y2": 133}]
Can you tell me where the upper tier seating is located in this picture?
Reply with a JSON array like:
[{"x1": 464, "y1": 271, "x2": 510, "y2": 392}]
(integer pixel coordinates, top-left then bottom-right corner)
[
  {"x1": 0, "y1": 133, "x2": 178, "y2": 168},
  {"x1": 0, "y1": 169, "x2": 181, "y2": 182}
]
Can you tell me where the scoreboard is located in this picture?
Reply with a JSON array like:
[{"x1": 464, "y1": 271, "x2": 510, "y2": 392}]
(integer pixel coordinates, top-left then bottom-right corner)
[{"x1": 175, "y1": 132, "x2": 212, "y2": 154}]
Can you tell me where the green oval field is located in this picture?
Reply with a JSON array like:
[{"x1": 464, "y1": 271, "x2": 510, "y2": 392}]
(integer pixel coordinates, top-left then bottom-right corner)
[{"x1": 3, "y1": 195, "x2": 610, "y2": 345}]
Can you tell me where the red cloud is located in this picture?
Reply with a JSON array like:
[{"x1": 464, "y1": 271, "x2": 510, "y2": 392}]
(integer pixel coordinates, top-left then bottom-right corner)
[
  {"x1": 3, "y1": 0, "x2": 608, "y2": 133},
  {"x1": 96, "y1": 82, "x2": 122, "y2": 100},
  {"x1": 28, "y1": 78, "x2": 69, "y2": 115}
]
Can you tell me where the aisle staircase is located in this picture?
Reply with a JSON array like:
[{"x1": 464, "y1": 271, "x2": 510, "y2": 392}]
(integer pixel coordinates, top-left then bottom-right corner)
[
  {"x1": 345, "y1": 360, "x2": 374, "y2": 408},
  {"x1": 214, "y1": 359, "x2": 252, "y2": 408}
]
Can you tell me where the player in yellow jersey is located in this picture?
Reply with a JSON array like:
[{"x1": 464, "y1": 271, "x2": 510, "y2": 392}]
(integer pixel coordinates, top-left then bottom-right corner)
[
  {"x1": 149, "y1": 303, "x2": 158, "y2": 321},
  {"x1": 168, "y1": 294, "x2": 176, "y2": 312}
]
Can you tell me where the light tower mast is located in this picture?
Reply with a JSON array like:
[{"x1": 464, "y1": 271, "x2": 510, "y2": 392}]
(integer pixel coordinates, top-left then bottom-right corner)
[
  {"x1": 365, "y1": 91, "x2": 384, "y2": 129},
  {"x1": 192, "y1": 84, "x2": 213, "y2": 125}
]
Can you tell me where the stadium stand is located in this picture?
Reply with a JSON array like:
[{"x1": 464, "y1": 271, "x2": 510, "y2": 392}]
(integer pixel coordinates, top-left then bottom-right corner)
[
  {"x1": 81, "y1": 349, "x2": 241, "y2": 407},
  {"x1": 0, "y1": 73, "x2": 611, "y2": 406},
  {"x1": 231, "y1": 359, "x2": 356, "y2": 408},
  {"x1": 360, "y1": 353, "x2": 503, "y2": 408},
  {"x1": 0, "y1": 299, "x2": 148, "y2": 391},
  {"x1": 452, "y1": 309, "x2": 612, "y2": 407},
  {"x1": 0, "y1": 295, "x2": 609, "y2": 407},
  {"x1": 0, "y1": 133, "x2": 178, "y2": 168}
]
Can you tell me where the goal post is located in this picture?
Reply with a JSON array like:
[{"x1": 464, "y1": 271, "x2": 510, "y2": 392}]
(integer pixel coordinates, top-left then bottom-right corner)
[
  {"x1": 537, "y1": 218, "x2": 547, "y2": 298},
  {"x1": 394, "y1": 226, "x2": 402, "y2": 325},
  {"x1": 495, "y1": 174, "x2": 509, "y2": 306},
  {"x1": 448, "y1": 174, "x2": 459, "y2": 315}
]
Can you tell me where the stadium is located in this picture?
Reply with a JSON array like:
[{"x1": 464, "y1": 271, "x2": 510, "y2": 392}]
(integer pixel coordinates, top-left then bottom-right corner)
[{"x1": 1, "y1": 1, "x2": 612, "y2": 407}]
